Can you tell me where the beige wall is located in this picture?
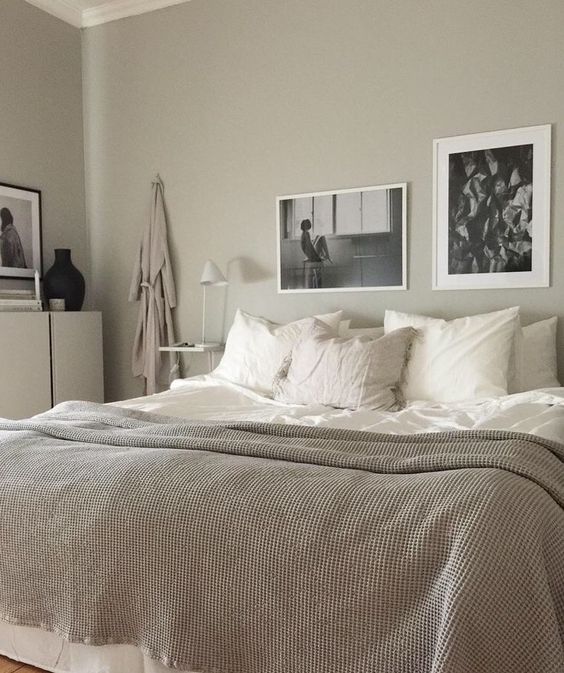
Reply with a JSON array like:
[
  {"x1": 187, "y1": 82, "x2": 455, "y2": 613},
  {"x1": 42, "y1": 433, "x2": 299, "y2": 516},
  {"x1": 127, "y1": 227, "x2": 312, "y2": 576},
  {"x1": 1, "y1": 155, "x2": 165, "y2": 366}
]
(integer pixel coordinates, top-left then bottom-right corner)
[
  {"x1": 82, "y1": 0, "x2": 564, "y2": 402},
  {"x1": 0, "y1": 0, "x2": 87, "y2": 294}
]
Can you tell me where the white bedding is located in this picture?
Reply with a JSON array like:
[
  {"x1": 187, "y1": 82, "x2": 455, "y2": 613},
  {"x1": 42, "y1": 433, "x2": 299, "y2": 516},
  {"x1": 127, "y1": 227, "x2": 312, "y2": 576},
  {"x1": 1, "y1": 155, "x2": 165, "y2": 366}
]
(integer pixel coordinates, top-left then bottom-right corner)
[
  {"x1": 118, "y1": 374, "x2": 564, "y2": 443},
  {"x1": 2, "y1": 375, "x2": 563, "y2": 673}
]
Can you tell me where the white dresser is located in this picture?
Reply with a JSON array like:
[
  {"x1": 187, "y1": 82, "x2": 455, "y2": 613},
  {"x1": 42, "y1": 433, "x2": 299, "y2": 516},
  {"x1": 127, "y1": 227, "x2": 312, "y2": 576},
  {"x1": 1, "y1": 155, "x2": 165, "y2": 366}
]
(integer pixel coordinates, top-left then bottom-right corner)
[{"x1": 0, "y1": 311, "x2": 104, "y2": 419}]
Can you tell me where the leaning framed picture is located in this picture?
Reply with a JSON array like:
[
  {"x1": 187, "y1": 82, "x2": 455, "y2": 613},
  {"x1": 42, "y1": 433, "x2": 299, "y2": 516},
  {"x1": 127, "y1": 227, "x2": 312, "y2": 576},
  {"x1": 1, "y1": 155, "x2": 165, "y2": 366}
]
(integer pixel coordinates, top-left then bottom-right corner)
[
  {"x1": 433, "y1": 124, "x2": 551, "y2": 290},
  {"x1": 277, "y1": 183, "x2": 407, "y2": 293},
  {"x1": 0, "y1": 182, "x2": 42, "y2": 279}
]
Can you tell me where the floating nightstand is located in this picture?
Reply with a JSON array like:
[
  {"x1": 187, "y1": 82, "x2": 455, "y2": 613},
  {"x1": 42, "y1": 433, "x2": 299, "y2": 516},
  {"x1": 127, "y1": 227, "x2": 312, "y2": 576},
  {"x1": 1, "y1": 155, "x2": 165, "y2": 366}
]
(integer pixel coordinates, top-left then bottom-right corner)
[{"x1": 159, "y1": 342, "x2": 224, "y2": 371}]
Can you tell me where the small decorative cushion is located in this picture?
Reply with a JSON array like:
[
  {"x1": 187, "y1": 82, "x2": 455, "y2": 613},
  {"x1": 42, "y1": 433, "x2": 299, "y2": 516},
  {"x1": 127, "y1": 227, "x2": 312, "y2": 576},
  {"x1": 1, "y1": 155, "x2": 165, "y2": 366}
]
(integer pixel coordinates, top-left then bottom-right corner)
[
  {"x1": 273, "y1": 319, "x2": 416, "y2": 411},
  {"x1": 384, "y1": 307, "x2": 520, "y2": 403},
  {"x1": 214, "y1": 309, "x2": 343, "y2": 395}
]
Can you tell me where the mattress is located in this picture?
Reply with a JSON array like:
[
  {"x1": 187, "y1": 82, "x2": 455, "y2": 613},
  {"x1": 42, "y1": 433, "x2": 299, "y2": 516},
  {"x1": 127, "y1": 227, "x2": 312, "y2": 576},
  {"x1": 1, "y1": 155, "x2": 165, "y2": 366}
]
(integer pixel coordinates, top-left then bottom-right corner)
[{"x1": 0, "y1": 374, "x2": 563, "y2": 673}]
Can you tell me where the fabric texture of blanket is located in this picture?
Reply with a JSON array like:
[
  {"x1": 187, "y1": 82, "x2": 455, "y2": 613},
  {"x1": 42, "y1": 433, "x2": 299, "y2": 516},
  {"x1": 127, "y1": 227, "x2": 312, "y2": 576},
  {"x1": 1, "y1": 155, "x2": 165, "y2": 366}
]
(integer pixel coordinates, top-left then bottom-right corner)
[{"x1": 0, "y1": 401, "x2": 564, "y2": 673}]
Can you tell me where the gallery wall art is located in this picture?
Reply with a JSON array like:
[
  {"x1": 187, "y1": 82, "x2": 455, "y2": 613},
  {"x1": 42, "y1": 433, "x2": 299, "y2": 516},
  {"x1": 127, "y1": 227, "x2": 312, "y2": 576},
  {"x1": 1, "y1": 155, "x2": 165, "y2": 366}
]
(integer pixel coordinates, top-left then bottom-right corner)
[
  {"x1": 433, "y1": 125, "x2": 551, "y2": 290},
  {"x1": 277, "y1": 183, "x2": 407, "y2": 294},
  {"x1": 0, "y1": 182, "x2": 42, "y2": 279}
]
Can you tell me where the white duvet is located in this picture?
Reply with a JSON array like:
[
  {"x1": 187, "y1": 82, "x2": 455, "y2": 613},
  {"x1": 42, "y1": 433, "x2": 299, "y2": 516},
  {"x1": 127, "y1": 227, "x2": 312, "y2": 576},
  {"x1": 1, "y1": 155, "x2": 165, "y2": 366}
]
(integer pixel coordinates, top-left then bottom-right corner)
[{"x1": 117, "y1": 374, "x2": 564, "y2": 443}]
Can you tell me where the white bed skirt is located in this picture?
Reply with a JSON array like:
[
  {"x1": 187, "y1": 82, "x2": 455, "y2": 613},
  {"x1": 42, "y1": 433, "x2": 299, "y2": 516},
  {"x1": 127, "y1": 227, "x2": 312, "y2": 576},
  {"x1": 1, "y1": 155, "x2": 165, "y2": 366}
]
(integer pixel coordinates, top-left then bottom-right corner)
[{"x1": 0, "y1": 621, "x2": 190, "y2": 673}]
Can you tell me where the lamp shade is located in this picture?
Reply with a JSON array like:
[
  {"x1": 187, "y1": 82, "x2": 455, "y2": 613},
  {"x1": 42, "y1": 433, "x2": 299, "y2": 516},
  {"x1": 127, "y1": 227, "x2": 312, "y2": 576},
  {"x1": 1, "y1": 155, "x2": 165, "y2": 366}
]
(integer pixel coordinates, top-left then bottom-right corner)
[{"x1": 200, "y1": 259, "x2": 228, "y2": 286}]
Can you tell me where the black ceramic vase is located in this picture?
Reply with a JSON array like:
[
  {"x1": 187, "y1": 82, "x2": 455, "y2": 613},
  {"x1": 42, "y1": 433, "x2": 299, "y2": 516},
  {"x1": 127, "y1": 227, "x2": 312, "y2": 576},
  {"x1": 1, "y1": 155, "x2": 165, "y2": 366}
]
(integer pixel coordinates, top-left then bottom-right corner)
[{"x1": 43, "y1": 248, "x2": 85, "y2": 311}]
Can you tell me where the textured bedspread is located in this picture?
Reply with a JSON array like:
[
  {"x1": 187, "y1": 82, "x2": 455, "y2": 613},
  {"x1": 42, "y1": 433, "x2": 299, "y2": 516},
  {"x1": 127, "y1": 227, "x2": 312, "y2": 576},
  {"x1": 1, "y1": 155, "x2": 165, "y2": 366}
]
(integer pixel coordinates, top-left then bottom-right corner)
[{"x1": 1, "y1": 402, "x2": 564, "y2": 673}]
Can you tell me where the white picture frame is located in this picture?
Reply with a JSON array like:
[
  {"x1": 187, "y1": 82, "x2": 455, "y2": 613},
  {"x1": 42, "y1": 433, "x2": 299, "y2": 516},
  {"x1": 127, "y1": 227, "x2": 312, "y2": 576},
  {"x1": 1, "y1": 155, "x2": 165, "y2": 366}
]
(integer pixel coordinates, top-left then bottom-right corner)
[
  {"x1": 277, "y1": 183, "x2": 407, "y2": 294},
  {"x1": 0, "y1": 182, "x2": 42, "y2": 279},
  {"x1": 432, "y1": 124, "x2": 551, "y2": 290}
]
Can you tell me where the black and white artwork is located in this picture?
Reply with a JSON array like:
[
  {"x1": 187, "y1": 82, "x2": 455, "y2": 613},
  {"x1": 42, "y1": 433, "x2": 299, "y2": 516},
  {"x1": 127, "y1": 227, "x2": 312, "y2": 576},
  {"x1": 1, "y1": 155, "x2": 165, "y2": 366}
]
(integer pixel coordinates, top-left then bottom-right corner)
[
  {"x1": 449, "y1": 145, "x2": 533, "y2": 274},
  {"x1": 433, "y1": 125, "x2": 551, "y2": 290},
  {"x1": 277, "y1": 183, "x2": 407, "y2": 293},
  {"x1": 0, "y1": 182, "x2": 42, "y2": 279}
]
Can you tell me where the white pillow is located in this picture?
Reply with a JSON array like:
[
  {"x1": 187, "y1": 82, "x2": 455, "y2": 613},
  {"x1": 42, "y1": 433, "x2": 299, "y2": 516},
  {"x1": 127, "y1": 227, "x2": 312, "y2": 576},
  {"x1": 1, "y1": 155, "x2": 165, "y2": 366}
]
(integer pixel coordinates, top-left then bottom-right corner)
[
  {"x1": 515, "y1": 317, "x2": 560, "y2": 391},
  {"x1": 214, "y1": 309, "x2": 342, "y2": 394},
  {"x1": 384, "y1": 307, "x2": 520, "y2": 403},
  {"x1": 273, "y1": 319, "x2": 416, "y2": 410}
]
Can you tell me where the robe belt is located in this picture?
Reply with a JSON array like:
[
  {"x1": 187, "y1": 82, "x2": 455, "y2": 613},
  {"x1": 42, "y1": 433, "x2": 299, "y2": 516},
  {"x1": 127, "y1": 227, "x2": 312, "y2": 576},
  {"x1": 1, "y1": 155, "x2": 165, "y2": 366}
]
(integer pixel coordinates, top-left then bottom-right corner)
[{"x1": 140, "y1": 281, "x2": 155, "y2": 299}]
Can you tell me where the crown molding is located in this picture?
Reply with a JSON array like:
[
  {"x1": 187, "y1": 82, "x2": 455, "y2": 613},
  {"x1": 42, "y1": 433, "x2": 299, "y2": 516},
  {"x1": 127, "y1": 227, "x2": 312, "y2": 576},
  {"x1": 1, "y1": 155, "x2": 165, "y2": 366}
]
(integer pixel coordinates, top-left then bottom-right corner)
[
  {"x1": 24, "y1": 0, "x2": 83, "y2": 27},
  {"x1": 82, "y1": 0, "x2": 192, "y2": 26},
  {"x1": 24, "y1": 0, "x2": 192, "y2": 28}
]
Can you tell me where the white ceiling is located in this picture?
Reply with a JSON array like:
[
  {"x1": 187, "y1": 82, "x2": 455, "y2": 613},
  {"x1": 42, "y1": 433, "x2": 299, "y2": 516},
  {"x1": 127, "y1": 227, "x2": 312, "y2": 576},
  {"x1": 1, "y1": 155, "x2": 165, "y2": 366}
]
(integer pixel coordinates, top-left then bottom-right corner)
[{"x1": 24, "y1": 0, "x2": 193, "y2": 28}]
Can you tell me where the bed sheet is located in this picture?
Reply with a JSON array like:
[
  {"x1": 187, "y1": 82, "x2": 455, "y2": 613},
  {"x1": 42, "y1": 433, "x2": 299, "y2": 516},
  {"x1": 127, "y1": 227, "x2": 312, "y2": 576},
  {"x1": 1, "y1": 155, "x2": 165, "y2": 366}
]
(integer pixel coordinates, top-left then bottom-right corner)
[{"x1": 117, "y1": 374, "x2": 564, "y2": 443}]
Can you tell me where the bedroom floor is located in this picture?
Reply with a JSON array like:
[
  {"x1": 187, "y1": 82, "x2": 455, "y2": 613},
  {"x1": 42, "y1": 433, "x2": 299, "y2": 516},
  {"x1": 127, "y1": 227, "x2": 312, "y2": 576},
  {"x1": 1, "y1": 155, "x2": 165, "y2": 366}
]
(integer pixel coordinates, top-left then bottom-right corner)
[{"x1": 0, "y1": 655, "x2": 44, "y2": 672}]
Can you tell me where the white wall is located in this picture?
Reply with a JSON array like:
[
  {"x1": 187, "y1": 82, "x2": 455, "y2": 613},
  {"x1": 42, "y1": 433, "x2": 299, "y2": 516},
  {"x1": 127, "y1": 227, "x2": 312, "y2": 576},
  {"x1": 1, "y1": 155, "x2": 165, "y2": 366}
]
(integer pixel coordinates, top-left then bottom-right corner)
[
  {"x1": 82, "y1": 0, "x2": 564, "y2": 402},
  {"x1": 0, "y1": 0, "x2": 87, "y2": 293}
]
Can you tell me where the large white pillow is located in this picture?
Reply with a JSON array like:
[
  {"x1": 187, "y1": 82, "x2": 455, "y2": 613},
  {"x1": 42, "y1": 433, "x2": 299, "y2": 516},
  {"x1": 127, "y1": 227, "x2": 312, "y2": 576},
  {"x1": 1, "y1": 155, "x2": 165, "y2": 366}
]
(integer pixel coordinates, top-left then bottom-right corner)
[
  {"x1": 515, "y1": 317, "x2": 560, "y2": 392},
  {"x1": 273, "y1": 319, "x2": 416, "y2": 410},
  {"x1": 214, "y1": 309, "x2": 342, "y2": 394},
  {"x1": 384, "y1": 307, "x2": 520, "y2": 403}
]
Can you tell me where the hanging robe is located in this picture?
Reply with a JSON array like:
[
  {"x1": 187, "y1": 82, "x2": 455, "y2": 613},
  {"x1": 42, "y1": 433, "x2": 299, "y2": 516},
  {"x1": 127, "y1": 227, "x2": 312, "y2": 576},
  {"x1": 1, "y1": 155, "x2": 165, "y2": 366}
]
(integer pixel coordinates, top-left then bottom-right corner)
[{"x1": 129, "y1": 175, "x2": 178, "y2": 394}]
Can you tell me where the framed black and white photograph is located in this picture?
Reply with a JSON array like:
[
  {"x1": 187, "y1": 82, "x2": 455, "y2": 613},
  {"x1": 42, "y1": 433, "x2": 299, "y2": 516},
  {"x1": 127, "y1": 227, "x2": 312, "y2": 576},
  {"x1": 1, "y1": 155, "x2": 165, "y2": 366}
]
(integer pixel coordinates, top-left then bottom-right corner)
[
  {"x1": 277, "y1": 183, "x2": 407, "y2": 293},
  {"x1": 0, "y1": 182, "x2": 42, "y2": 279},
  {"x1": 433, "y1": 125, "x2": 551, "y2": 290}
]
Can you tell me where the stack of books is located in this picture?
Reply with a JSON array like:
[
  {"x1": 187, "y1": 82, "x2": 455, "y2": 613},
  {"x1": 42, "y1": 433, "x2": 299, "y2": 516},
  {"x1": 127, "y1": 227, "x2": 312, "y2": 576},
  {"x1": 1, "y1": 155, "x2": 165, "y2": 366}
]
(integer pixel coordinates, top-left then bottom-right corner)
[
  {"x1": 0, "y1": 289, "x2": 42, "y2": 311},
  {"x1": 0, "y1": 272, "x2": 42, "y2": 311}
]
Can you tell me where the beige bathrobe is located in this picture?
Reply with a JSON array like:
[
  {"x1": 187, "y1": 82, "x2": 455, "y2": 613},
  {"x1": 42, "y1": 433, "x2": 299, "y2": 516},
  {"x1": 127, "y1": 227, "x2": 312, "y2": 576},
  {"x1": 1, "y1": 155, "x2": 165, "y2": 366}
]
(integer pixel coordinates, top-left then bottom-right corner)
[{"x1": 129, "y1": 176, "x2": 178, "y2": 394}]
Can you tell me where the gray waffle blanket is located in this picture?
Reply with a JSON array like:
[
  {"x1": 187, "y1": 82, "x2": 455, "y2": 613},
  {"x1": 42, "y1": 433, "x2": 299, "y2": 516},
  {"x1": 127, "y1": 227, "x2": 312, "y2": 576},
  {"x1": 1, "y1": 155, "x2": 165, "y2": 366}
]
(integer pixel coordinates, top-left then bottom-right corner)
[{"x1": 1, "y1": 401, "x2": 564, "y2": 673}]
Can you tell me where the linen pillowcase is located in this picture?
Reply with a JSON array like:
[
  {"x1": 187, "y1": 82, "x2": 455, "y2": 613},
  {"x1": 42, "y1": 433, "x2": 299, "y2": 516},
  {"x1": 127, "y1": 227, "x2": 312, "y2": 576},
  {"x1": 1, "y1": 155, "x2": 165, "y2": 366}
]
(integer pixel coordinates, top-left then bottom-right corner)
[
  {"x1": 273, "y1": 319, "x2": 416, "y2": 411},
  {"x1": 214, "y1": 309, "x2": 343, "y2": 395},
  {"x1": 514, "y1": 317, "x2": 560, "y2": 391},
  {"x1": 384, "y1": 307, "x2": 520, "y2": 403}
]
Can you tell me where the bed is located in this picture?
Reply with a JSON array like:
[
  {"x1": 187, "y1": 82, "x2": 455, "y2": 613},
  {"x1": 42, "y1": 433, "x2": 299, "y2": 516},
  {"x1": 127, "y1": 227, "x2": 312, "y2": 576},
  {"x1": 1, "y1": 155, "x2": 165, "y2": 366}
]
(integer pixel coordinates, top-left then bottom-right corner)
[{"x1": 0, "y1": 308, "x2": 563, "y2": 673}]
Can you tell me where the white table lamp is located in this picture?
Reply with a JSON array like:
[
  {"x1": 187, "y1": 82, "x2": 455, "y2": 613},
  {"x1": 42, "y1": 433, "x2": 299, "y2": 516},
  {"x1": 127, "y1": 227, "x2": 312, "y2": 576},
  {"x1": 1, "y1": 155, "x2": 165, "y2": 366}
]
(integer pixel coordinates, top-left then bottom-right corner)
[{"x1": 197, "y1": 259, "x2": 227, "y2": 347}]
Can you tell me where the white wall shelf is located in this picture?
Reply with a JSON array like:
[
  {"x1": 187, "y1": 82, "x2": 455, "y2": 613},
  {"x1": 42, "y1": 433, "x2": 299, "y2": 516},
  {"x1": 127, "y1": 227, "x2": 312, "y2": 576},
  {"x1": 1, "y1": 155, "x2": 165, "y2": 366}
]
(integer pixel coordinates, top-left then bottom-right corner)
[{"x1": 159, "y1": 343, "x2": 224, "y2": 371}]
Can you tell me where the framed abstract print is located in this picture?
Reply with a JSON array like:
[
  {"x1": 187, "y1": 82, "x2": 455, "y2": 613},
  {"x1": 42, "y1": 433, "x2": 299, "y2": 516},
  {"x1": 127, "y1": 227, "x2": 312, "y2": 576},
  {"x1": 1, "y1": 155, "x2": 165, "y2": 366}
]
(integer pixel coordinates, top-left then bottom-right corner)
[{"x1": 433, "y1": 125, "x2": 551, "y2": 290}]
